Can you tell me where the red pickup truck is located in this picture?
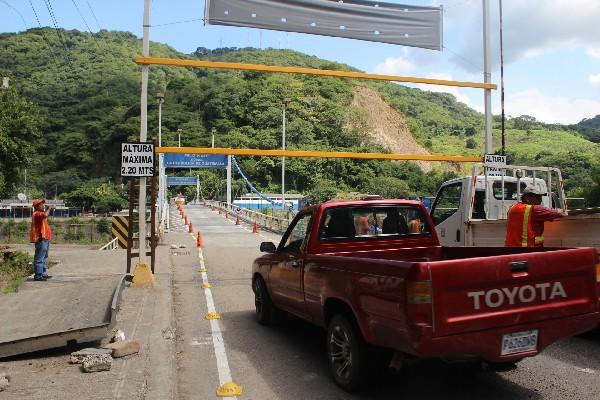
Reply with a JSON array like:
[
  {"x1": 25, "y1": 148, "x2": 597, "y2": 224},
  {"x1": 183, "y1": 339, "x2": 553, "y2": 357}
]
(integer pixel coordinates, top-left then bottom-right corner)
[{"x1": 251, "y1": 200, "x2": 600, "y2": 391}]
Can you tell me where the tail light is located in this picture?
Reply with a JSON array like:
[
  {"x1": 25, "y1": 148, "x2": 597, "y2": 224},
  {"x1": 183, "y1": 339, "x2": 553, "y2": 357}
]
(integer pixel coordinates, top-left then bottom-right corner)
[
  {"x1": 406, "y1": 280, "x2": 432, "y2": 325},
  {"x1": 596, "y1": 263, "x2": 600, "y2": 283}
]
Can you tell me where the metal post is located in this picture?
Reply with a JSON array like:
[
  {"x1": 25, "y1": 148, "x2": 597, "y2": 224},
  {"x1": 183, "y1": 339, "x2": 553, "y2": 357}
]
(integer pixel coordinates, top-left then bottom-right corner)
[
  {"x1": 156, "y1": 93, "x2": 164, "y2": 224},
  {"x1": 281, "y1": 98, "x2": 290, "y2": 210},
  {"x1": 138, "y1": 0, "x2": 151, "y2": 264},
  {"x1": 196, "y1": 175, "x2": 200, "y2": 203},
  {"x1": 177, "y1": 128, "x2": 181, "y2": 147},
  {"x1": 483, "y1": 0, "x2": 493, "y2": 155},
  {"x1": 499, "y1": 0, "x2": 506, "y2": 156},
  {"x1": 227, "y1": 155, "x2": 232, "y2": 205}
]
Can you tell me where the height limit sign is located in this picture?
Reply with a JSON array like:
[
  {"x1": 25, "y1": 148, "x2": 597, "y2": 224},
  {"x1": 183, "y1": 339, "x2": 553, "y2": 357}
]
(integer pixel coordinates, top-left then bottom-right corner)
[{"x1": 121, "y1": 142, "x2": 155, "y2": 177}]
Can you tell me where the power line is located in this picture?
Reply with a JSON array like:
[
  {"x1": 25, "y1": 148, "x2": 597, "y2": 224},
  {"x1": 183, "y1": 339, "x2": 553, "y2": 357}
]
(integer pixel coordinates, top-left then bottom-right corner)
[
  {"x1": 28, "y1": 0, "x2": 61, "y2": 65},
  {"x1": 443, "y1": 45, "x2": 483, "y2": 73},
  {"x1": 42, "y1": 0, "x2": 72, "y2": 66},
  {"x1": 70, "y1": 0, "x2": 92, "y2": 33},
  {"x1": 28, "y1": 0, "x2": 42, "y2": 27},
  {"x1": 86, "y1": 1, "x2": 101, "y2": 30},
  {"x1": 0, "y1": 0, "x2": 28, "y2": 30},
  {"x1": 153, "y1": 18, "x2": 204, "y2": 28}
]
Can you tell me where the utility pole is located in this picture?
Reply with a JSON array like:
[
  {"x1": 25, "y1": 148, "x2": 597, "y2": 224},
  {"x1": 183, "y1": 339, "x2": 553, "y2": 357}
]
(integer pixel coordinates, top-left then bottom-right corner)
[
  {"x1": 156, "y1": 93, "x2": 165, "y2": 224},
  {"x1": 483, "y1": 0, "x2": 493, "y2": 155},
  {"x1": 499, "y1": 0, "x2": 506, "y2": 156},
  {"x1": 138, "y1": 0, "x2": 151, "y2": 266},
  {"x1": 177, "y1": 128, "x2": 182, "y2": 147},
  {"x1": 211, "y1": 127, "x2": 216, "y2": 148},
  {"x1": 281, "y1": 98, "x2": 290, "y2": 211}
]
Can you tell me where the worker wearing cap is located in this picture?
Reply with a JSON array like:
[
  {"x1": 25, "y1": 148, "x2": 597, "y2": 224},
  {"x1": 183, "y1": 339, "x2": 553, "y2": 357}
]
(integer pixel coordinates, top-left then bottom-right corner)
[
  {"x1": 29, "y1": 199, "x2": 53, "y2": 281},
  {"x1": 505, "y1": 186, "x2": 565, "y2": 247}
]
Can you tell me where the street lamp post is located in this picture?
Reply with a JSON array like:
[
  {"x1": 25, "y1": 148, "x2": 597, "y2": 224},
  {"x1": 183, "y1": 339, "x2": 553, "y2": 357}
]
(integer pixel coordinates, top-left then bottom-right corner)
[
  {"x1": 211, "y1": 127, "x2": 216, "y2": 149},
  {"x1": 156, "y1": 93, "x2": 165, "y2": 228},
  {"x1": 281, "y1": 98, "x2": 290, "y2": 212},
  {"x1": 177, "y1": 128, "x2": 182, "y2": 147}
]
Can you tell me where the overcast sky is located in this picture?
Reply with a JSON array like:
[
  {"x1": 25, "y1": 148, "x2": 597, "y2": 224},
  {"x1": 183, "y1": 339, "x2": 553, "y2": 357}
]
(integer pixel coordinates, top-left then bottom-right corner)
[{"x1": 2, "y1": 0, "x2": 599, "y2": 124}]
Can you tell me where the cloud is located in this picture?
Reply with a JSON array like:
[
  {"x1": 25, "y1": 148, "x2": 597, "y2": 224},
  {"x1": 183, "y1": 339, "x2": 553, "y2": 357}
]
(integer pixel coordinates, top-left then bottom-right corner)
[
  {"x1": 505, "y1": 88, "x2": 600, "y2": 124},
  {"x1": 416, "y1": 72, "x2": 473, "y2": 107},
  {"x1": 447, "y1": 0, "x2": 600, "y2": 70},
  {"x1": 590, "y1": 74, "x2": 600, "y2": 90},
  {"x1": 585, "y1": 47, "x2": 600, "y2": 58},
  {"x1": 373, "y1": 57, "x2": 474, "y2": 106},
  {"x1": 373, "y1": 56, "x2": 415, "y2": 76}
]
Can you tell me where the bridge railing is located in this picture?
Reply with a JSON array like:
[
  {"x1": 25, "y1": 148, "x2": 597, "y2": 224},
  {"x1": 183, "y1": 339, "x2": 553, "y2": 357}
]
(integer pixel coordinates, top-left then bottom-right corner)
[{"x1": 205, "y1": 200, "x2": 292, "y2": 234}]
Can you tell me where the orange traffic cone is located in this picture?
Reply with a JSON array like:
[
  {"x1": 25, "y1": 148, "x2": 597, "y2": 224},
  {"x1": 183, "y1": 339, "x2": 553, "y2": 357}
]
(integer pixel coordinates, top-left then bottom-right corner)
[
  {"x1": 235, "y1": 215, "x2": 240, "y2": 225},
  {"x1": 196, "y1": 231, "x2": 203, "y2": 248},
  {"x1": 252, "y1": 221, "x2": 259, "y2": 234},
  {"x1": 189, "y1": 222, "x2": 193, "y2": 233},
  {"x1": 184, "y1": 216, "x2": 189, "y2": 225}
]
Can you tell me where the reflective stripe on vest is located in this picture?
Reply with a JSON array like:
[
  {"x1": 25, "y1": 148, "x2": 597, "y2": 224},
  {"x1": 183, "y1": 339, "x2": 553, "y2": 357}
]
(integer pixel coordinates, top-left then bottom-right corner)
[{"x1": 521, "y1": 205, "x2": 532, "y2": 247}]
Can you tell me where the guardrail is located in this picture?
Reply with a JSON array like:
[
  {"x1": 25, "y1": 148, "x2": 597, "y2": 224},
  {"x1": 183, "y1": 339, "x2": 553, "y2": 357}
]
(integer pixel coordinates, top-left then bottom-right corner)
[
  {"x1": 205, "y1": 200, "x2": 292, "y2": 234},
  {"x1": 99, "y1": 237, "x2": 119, "y2": 251}
]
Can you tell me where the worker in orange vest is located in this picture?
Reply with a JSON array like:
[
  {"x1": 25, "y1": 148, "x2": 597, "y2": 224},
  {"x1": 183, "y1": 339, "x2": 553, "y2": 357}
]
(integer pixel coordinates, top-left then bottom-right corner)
[
  {"x1": 505, "y1": 186, "x2": 565, "y2": 247},
  {"x1": 29, "y1": 199, "x2": 54, "y2": 281}
]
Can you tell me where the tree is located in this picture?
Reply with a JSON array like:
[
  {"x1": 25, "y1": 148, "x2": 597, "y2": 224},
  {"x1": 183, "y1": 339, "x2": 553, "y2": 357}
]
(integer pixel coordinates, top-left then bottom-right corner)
[
  {"x1": 62, "y1": 181, "x2": 126, "y2": 213},
  {"x1": 0, "y1": 85, "x2": 42, "y2": 197},
  {"x1": 361, "y1": 176, "x2": 413, "y2": 199}
]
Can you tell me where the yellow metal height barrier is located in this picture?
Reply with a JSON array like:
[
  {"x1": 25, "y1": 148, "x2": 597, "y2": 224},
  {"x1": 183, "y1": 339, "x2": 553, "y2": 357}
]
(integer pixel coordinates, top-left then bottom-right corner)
[
  {"x1": 156, "y1": 147, "x2": 482, "y2": 163},
  {"x1": 136, "y1": 57, "x2": 497, "y2": 90}
]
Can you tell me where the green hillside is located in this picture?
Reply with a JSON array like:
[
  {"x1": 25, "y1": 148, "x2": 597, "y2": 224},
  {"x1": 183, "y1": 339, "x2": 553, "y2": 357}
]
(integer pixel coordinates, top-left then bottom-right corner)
[{"x1": 1, "y1": 28, "x2": 599, "y2": 207}]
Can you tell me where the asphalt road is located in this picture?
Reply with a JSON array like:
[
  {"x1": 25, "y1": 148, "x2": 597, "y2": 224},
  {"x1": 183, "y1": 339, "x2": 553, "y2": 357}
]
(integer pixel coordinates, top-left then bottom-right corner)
[{"x1": 180, "y1": 204, "x2": 600, "y2": 400}]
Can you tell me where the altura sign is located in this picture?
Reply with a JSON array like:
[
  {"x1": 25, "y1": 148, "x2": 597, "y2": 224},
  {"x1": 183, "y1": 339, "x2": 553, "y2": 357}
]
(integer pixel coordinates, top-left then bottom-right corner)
[{"x1": 121, "y1": 142, "x2": 155, "y2": 177}]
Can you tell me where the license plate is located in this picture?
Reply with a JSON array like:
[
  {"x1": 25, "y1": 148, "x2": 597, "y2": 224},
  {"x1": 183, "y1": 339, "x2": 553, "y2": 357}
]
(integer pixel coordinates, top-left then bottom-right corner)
[{"x1": 500, "y1": 330, "x2": 538, "y2": 355}]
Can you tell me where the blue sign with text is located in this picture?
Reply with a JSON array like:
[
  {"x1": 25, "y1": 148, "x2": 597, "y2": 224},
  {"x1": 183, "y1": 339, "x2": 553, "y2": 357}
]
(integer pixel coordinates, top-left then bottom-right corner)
[
  {"x1": 167, "y1": 176, "x2": 198, "y2": 186},
  {"x1": 164, "y1": 154, "x2": 227, "y2": 169}
]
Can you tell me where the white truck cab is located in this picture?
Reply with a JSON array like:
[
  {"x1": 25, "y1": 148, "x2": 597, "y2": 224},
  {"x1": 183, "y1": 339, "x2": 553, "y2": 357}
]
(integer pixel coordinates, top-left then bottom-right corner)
[{"x1": 430, "y1": 164, "x2": 572, "y2": 247}]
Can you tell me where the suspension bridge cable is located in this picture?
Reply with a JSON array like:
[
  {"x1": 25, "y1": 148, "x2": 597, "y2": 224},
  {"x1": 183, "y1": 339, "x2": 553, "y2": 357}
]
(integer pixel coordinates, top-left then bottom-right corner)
[{"x1": 231, "y1": 156, "x2": 276, "y2": 205}]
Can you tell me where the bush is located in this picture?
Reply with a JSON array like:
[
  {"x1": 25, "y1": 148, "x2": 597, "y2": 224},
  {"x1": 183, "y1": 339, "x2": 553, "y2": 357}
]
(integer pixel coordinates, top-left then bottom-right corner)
[
  {"x1": 0, "y1": 251, "x2": 33, "y2": 293},
  {"x1": 466, "y1": 138, "x2": 477, "y2": 149},
  {"x1": 96, "y1": 218, "x2": 111, "y2": 235}
]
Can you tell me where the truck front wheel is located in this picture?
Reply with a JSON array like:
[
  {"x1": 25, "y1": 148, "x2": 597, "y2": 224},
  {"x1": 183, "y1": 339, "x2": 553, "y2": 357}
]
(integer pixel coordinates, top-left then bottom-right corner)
[
  {"x1": 327, "y1": 315, "x2": 369, "y2": 392},
  {"x1": 252, "y1": 276, "x2": 284, "y2": 325}
]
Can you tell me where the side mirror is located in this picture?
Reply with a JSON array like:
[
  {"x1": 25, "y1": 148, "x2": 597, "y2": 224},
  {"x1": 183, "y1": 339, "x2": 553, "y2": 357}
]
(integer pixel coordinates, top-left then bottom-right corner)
[{"x1": 260, "y1": 242, "x2": 277, "y2": 253}]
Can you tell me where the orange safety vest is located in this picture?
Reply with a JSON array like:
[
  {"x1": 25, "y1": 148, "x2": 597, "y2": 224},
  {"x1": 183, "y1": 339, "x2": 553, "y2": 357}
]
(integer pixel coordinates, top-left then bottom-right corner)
[
  {"x1": 504, "y1": 203, "x2": 543, "y2": 247},
  {"x1": 29, "y1": 212, "x2": 52, "y2": 243}
]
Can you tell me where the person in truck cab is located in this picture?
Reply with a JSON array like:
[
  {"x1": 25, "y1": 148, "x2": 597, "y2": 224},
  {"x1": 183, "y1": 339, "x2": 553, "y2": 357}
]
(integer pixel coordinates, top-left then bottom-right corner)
[{"x1": 505, "y1": 185, "x2": 565, "y2": 247}]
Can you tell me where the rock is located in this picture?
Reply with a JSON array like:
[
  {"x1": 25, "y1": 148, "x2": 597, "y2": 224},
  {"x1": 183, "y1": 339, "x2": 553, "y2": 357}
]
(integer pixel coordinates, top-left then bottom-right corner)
[
  {"x1": 0, "y1": 376, "x2": 9, "y2": 392},
  {"x1": 102, "y1": 340, "x2": 140, "y2": 358},
  {"x1": 70, "y1": 348, "x2": 112, "y2": 364},
  {"x1": 112, "y1": 329, "x2": 126, "y2": 342},
  {"x1": 82, "y1": 354, "x2": 112, "y2": 372}
]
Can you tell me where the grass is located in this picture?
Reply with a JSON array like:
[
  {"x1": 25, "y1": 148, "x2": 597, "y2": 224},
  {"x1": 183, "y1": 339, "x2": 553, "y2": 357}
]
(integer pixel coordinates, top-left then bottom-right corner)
[{"x1": 0, "y1": 250, "x2": 34, "y2": 293}]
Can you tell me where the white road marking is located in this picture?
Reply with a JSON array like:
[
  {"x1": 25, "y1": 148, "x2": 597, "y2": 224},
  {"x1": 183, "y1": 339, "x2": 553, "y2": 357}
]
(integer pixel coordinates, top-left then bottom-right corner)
[
  {"x1": 198, "y1": 248, "x2": 237, "y2": 400},
  {"x1": 575, "y1": 367, "x2": 596, "y2": 374}
]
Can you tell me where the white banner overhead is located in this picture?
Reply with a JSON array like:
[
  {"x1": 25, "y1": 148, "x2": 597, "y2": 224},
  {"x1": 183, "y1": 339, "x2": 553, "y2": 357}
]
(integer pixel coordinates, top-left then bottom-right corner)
[{"x1": 205, "y1": 0, "x2": 443, "y2": 51}]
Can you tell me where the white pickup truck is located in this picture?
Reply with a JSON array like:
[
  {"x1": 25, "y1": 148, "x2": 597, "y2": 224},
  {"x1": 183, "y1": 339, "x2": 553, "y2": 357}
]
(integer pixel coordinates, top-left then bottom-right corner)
[{"x1": 430, "y1": 163, "x2": 600, "y2": 252}]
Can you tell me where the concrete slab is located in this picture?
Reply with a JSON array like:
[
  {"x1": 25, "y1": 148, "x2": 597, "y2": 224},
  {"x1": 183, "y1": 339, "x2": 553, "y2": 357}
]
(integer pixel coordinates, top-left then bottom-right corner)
[
  {"x1": 0, "y1": 242, "x2": 177, "y2": 400},
  {"x1": 0, "y1": 245, "x2": 127, "y2": 358}
]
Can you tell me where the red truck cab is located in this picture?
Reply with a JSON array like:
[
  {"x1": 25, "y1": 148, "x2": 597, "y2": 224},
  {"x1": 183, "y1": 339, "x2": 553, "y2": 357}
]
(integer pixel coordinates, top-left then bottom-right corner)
[{"x1": 252, "y1": 200, "x2": 600, "y2": 391}]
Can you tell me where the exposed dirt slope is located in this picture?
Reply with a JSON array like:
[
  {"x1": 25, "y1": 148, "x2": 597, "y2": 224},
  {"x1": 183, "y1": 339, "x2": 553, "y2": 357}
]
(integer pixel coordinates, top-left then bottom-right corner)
[{"x1": 350, "y1": 85, "x2": 433, "y2": 172}]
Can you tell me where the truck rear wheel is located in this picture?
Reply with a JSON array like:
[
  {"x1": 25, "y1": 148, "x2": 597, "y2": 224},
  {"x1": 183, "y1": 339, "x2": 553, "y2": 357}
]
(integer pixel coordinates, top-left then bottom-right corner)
[
  {"x1": 252, "y1": 276, "x2": 284, "y2": 325},
  {"x1": 327, "y1": 314, "x2": 369, "y2": 392}
]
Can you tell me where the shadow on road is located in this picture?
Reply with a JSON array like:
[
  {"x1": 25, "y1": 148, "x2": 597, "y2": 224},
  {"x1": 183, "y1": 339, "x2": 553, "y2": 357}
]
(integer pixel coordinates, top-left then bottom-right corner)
[{"x1": 221, "y1": 310, "x2": 542, "y2": 400}]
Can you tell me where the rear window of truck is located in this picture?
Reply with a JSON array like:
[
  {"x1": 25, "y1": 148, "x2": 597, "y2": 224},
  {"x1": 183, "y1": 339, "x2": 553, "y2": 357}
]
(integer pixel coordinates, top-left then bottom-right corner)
[{"x1": 319, "y1": 205, "x2": 431, "y2": 241}]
